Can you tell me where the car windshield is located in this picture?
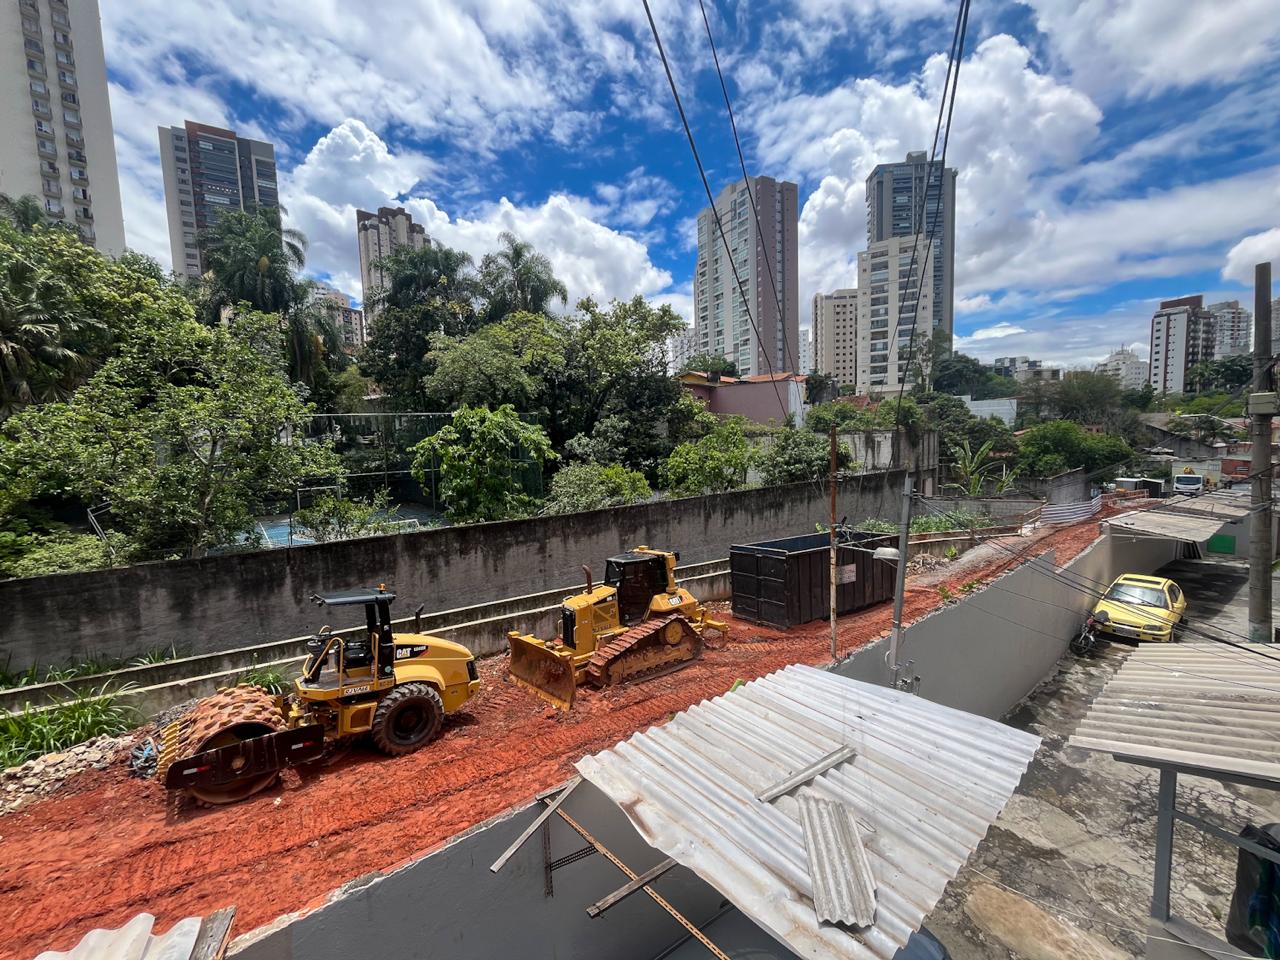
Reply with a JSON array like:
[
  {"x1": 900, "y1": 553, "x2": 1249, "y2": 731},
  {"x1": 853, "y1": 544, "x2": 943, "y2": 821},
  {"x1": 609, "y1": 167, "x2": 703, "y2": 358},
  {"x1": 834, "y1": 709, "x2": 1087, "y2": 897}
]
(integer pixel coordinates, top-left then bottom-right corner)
[
  {"x1": 1105, "y1": 583, "x2": 1169, "y2": 608},
  {"x1": 1174, "y1": 476, "x2": 1200, "y2": 486}
]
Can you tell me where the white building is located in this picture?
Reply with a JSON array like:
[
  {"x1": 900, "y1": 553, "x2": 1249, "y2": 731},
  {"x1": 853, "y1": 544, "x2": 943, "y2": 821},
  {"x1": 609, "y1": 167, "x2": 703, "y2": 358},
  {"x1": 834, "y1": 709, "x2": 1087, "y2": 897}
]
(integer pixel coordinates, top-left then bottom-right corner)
[
  {"x1": 356, "y1": 206, "x2": 430, "y2": 318},
  {"x1": 798, "y1": 326, "x2": 814, "y2": 374},
  {"x1": 812, "y1": 289, "x2": 857, "y2": 386},
  {"x1": 1094, "y1": 345, "x2": 1150, "y2": 391},
  {"x1": 855, "y1": 236, "x2": 934, "y2": 396},
  {"x1": 313, "y1": 284, "x2": 366, "y2": 353},
  {"x1": 2, "y1": 0, "x2": 125, "y2": 253},
  {"x1": 1208, "y1": 300, "x2": 1251, "y2": 358},
  {"x1": 692, "y1": 176, "x2": 799, "y2": 377},
  {"x1": 1149, "y1": 295, "x2": 1215, "y2": 395},
  {"x1": 959, "y1": 395, "x2": 1017, "y2": 426},
  {"x1": 668, "y1": 326, "x2": 698, "y2": 371}
]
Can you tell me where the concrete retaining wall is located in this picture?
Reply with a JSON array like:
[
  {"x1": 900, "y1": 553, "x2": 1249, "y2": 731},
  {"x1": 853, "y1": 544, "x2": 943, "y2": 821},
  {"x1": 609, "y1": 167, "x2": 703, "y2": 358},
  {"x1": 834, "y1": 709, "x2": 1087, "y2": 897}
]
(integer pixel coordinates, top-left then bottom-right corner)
[
  {"x1": 834, "y1": 529, "x2": 1180, "y2": 718},
  {"x1": 2, "y1": 562, "x2": 730, "y2": 718},
  {"x1": 0, "y1": 473, "x2": 907, "y2": 671},
  {"x1": 231, "y1": 780, "x2": 725, "y2": 960}
]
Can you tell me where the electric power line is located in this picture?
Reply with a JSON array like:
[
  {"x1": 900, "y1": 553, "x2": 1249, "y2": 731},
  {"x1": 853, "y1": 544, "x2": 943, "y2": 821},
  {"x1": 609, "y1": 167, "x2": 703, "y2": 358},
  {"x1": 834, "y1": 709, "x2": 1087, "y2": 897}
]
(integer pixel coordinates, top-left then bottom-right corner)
[{"x1": 641, "y1": 0, "x2": 789, "y2": 421}]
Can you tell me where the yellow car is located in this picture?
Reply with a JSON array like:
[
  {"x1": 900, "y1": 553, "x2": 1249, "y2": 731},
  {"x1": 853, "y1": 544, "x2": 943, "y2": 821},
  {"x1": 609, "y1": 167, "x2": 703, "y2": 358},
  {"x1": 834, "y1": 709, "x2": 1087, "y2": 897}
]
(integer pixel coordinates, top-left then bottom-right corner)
[{"x1": 1091, "y1": 574, "x2": 1187, "y2": 643}]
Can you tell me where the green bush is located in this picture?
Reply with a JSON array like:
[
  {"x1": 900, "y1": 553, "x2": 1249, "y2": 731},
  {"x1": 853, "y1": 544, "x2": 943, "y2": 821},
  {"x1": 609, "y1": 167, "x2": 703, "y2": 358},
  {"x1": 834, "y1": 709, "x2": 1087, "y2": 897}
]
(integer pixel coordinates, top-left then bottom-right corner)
[
  {"x1": 1, "y1": 531, "x2": 134, "y2": 579},
  {"x1": 0, "y1": 684, "x2": 138, "y2": 769},
  {"x1": 544, "y1": 462, "x2": 651, "y2": 514},
  {"x1": 758, "y1": 430, "x2": 855, "y2": 486},
  {"x1": 238, "y1": 664, "x2": 290, "y2": 695},
  {"x1": 659, "y1": 417, "x2": 753, "y2": 496},
  {"x1": 293, "y1": 491, "x2": 399, "y2": 543}
]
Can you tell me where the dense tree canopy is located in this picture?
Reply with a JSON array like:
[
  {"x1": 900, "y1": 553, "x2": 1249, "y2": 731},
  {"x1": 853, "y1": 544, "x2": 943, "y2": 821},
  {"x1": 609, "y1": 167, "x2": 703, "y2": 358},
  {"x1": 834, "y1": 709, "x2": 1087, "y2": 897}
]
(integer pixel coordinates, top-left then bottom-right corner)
[
  {"x1": 681, "y1": 353, "x2": 738, "y2": 378},
  {"x1": 1017, "y1": 420, "x2": 1133, "y2": 479},
  {"x1": 478, "y1": 231, "x2": 568, "y2": 322}
]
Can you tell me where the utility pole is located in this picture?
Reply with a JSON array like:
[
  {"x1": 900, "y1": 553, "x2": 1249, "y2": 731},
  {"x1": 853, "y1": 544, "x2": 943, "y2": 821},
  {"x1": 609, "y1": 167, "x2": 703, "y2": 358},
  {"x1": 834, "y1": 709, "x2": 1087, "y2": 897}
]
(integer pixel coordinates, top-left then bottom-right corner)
[
  {"x1": 829, "y1": 426, "x2": 838, "y2": 660},
  {"x1": 1249, "y1": 261, "x2": 1275, "y2": 643},
  {"x1": 887, "y1": 474, "x2": 913, "y2": 685}
]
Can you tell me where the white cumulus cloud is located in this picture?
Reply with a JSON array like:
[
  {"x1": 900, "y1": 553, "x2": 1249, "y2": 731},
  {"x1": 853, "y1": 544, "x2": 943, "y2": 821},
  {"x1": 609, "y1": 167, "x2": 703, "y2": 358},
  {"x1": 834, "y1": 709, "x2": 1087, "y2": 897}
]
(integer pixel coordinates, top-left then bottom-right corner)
[{"x1": 1222, "y1": 228, "x2": 1280, "y2": 286}]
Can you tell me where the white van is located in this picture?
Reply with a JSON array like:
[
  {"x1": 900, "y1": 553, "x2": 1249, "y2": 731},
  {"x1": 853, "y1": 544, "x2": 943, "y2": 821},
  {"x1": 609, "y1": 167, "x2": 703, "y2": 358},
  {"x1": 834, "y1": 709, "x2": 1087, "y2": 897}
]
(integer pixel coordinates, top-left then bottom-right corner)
[{"x1": 1173, "y1": 473, "x2": 1204, "y2": 495}]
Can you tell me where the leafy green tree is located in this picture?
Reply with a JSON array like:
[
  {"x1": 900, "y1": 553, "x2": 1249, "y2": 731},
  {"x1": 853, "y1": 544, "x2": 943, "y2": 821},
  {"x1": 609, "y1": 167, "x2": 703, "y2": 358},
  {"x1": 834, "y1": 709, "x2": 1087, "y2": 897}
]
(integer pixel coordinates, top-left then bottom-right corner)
[
  {"x1": 804, "y1": 371, "x2": 837, "y2": 405},
  {"x1": 204, "y1": 208, "x2": 308, "y2": 316},
  {"x1": 945, "y1": 439, "x2": 1012, "y2": 496},
  {"x1": 1054, "y1": 371, "x2": 1122, "y2": 425},
  {"x1": 1121, "y1": 382, "x2": 1155, "y2": 411},
  {"x1": 1188, "y1": 354, "x2": 1252, "y2": 393},
  {"x1": 543, "y1": 462, "x2": 651, "y2": 514},
  {"x1": 806, "y1": 401, "x2": 872, "y2": 435},
  {"x1": 681, "y1": 353, "x2": 737, "y2": 379},
  {"x1": 758, "y1": 428, "x2": 853, "y2": 486},
  {"x1": 0, "y1": 194, "x2": 53, "y2": 234},
  {"x1": 2, "y1": 310, "x2": 339, "y2": 556},
  {"x1": 917, "y1": 392, "x2": 1017, "y2": 460},
  {"x1": 0, "y1": 248, "x2": 107, "y2": 416},
  {"x1": 409, "y1": 404, "x2": 554, "y2": 522},
  {"x1": 293, "y1": 491, "x2": 398, "y2": 543},
  {"x1": 478, "y1": 231, "x2": 568, "y2": 322},
  {"x1": 659, "y1": 417, "x2": 752, "y2": 496},
  {"x1": 1017, "y1": 421, "x2": 1133, "y2": 479},
  {"x1": 2, "y1": 530, "x2": 132, "y2": 578}
]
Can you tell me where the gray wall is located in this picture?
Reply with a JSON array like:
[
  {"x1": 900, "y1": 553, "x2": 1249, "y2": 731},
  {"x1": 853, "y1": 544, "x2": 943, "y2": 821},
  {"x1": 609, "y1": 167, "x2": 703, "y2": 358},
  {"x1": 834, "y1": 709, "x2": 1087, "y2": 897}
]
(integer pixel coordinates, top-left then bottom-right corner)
[
  {"x1": 1019, "y1": 468, "x2": 1091, "y2": 505},
  {"x1": 835, "y1": 531, "x2": 1180, "y2": 718},
  {"x1": 232, "y1": 780, "x2": 726, "y2": 960},
  {"x1": 0, "y1": 473, "x2": 906, "y2": 670}
]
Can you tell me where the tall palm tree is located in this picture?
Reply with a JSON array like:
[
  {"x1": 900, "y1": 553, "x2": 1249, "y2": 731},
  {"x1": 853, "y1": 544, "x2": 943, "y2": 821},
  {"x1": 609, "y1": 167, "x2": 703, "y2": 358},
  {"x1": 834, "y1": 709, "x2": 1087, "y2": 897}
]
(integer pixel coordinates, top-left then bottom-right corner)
[
  {"x1": 0, "y1": 255, "x2": 105, "y2": 416},
  {"x1": 371, "y1": 243, "x2": 479, "y2": 336},
  {"x1": 204, "y1": 207, "x2": 308, "y2": 316},
  {"x1": 478, "y1": 231, "x2": 568, "y2": 321},
  {"x1": 0, "y1": 193, "x2": 52, "y2": 234}
]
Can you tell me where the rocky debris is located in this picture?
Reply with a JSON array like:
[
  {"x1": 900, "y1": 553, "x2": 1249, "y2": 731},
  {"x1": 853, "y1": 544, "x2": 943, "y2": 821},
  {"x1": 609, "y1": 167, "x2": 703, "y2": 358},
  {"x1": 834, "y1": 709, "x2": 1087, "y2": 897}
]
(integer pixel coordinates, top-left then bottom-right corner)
[
  {"x1": 906, "y1": 552, "x2": 949, "y2": 573},
  {"x1": 0, "y1": 734, "x2": 130, "y2": 815}
]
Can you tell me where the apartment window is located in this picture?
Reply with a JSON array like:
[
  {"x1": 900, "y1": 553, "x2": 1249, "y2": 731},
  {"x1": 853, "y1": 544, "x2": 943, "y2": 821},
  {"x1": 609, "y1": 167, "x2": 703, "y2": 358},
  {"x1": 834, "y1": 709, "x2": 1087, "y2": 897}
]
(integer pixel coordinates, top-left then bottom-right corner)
[
  {"x1": 55, "y1": 50, "x2": 74, "y2": 66},
  {"x1": 62, "y1": 91, "x2": 78, "y2": 105},
  {"x1": 32, "y1": 98, "x2": 50, "y2": 115},
  {"x1": 37, "y1": 140, "x2": 56, "y2": 156},
  {"x1": 27, "y1": 58, "x2": 46, "y2": 75},
  {"x1": 180, "y1": 200, "x2": 192, "y2": 207},
  {"x1": 34, "y1": 119, "x2": 54, "y2": 136},
  {"x1": 25, "y1": 37, "x2": 44, "y2": 54},
  {"x1": 58, "y1": 70, "x2": 75, "y2": 85},
  {"x1": 73, "y1": 187, "x2": 89, "y2": 201},
  {"x1": 63, "y1": 109, "x2": 81, "y2": 125},
  {"x1": 22, "y1": 15, "x2": 40, "y2": 33},
  {"x1": 52, "y1": 10, "x2": 70, "y2": 26},
  {"x1": 53, "y1": 31, "x2": 72, "y2": 47},
  {"x1": 69, "y1": 169, "x2": 86, "y2": 182},
  {"x1": 30, "y1": 80, "x2": 49, "y2": 96}
]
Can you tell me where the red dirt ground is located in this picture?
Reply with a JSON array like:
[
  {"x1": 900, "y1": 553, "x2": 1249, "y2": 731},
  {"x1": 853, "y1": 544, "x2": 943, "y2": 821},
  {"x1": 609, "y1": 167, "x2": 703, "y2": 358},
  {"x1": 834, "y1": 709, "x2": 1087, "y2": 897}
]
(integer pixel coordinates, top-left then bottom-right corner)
[{"x1": 0, "y1": 514, "x2": 1121, "y2": 958}]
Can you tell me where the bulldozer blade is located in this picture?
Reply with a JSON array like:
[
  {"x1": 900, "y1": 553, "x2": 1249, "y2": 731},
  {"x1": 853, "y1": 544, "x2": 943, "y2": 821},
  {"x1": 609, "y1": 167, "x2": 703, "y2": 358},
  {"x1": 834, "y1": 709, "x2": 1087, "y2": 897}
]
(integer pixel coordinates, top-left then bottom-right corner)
[
  {"x1": 508, "y1": 634, "x2": 577, "y2": 711},
  {"x1": 164, "y1": 724, "x2": 326, "y2": 795}
]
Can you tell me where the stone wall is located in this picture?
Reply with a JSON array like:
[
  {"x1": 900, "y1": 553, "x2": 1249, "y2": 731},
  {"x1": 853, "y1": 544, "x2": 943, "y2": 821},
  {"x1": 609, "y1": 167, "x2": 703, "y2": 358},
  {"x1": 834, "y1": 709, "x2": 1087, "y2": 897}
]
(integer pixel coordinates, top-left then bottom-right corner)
[{"x1": 0, "y1": 473, "x2": 908, "y2": 669}]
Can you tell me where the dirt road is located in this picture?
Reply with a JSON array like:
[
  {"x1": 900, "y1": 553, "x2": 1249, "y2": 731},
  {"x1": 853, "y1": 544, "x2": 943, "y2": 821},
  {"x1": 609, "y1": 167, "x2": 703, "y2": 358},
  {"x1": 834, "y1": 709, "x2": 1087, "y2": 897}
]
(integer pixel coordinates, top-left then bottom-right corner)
[{"x1": 0, "y1": 516, "x2": 1113, "y2": 959}]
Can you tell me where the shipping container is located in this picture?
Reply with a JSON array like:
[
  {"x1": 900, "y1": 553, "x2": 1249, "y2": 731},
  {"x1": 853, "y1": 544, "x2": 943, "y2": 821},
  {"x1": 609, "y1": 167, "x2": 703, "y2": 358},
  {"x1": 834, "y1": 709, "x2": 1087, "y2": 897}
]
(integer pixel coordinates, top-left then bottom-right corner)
[{"x1": 729, "y1": 531, "x2": 895, "y2": 628}]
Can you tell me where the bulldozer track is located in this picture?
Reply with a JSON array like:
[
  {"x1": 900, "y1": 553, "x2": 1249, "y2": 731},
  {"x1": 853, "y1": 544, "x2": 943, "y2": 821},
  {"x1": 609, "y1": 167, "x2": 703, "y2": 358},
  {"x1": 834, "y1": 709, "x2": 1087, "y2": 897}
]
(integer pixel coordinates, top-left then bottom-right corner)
[{"x1": 585, "y1": 615, "x2": 702, "y2": 688}]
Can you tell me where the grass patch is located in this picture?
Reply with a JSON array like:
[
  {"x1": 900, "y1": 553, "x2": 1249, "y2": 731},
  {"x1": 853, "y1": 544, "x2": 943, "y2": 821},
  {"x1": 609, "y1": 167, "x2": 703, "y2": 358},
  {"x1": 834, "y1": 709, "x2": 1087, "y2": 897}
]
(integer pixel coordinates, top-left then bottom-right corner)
[
  {"x1": 237, "y1": 662, "x2": 290, "y2": 696},
  {"x1": 857, "y1": 511, "x2": 1002, "y2": 537},
  {"x1": 0, "y1": 645, "x2": 185, "y2": 691},
  {"x1": 0, "y1": 684, "x2": 139, "y2": 769}
]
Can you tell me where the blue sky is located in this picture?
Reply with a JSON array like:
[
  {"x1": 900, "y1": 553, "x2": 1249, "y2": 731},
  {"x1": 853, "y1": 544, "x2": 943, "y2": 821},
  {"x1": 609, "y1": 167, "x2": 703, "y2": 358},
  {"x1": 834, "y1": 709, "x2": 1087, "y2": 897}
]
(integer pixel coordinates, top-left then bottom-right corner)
[{"x1": 99, "y1": 0, "x2": 1280, "y2": 369}]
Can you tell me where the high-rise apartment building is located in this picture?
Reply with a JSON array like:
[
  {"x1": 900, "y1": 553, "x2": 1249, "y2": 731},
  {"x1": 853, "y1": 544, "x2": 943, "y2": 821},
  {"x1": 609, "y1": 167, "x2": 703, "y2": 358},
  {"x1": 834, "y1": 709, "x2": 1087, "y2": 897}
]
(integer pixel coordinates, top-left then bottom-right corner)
[
  {"x1": 2, "y1": 0, "x2": 125, "y2": 252},
  {"x1": 865, "y1": 151, "x2": 956, "y2": 338},
  {"x1": 356, "y1": 206, "x2": 430, "y2": 316},
  {"x1": 312, "y1": 284, "x2": 366, "y2": 354},
  {"x1": 799, "y1": 326, "x2": 814, "y2": 375},
  {"x1": 992, "y1": 356, "x2": 1062, "y2": 383},
  {"x1": 692, "y1": 176, "x2": 799, "y2": 377},
  {"x1": 159, "y1": 121, "x2": 278, "y2": 278},
  {"x1": 1094, "y1": 345, "x2": 1150, "y2": 390},
  {"x1": 1208, "y1": 300, "x2": 1252, "y2": 358},
  {"x1": 812, "y1": 289, "x2": 858, "y2": 386},
  {"x1": 668, "y1": 326, "x2": 698, "y2": 372},
  {"x1": 855, "y1": 236, "x2": 934, "y2": 395},
  {"x1": 1149, "y1": 295, "x2": 1215, "y2": 395}
]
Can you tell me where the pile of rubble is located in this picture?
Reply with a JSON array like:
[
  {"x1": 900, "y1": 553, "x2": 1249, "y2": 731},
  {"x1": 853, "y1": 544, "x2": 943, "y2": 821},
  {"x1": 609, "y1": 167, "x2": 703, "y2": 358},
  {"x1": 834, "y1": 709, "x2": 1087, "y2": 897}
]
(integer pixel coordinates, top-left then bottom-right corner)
[
  {"x1": 0, "y1": 734, "x2": 130, "y2": 815},
  {"x1": 906, "y1": 553, "x2": 949, "y2": 573}
]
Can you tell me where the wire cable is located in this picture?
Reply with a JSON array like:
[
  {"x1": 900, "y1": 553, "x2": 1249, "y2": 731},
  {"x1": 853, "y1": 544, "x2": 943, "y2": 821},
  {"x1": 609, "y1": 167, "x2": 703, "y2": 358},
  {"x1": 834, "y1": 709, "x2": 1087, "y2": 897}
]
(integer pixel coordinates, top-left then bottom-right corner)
[
  {"x1": 695, "y1": 0, "x2": 798, "y2": 380},
  {"x1": 641, "y1": 0, "x2": 789, "y2": 420}
]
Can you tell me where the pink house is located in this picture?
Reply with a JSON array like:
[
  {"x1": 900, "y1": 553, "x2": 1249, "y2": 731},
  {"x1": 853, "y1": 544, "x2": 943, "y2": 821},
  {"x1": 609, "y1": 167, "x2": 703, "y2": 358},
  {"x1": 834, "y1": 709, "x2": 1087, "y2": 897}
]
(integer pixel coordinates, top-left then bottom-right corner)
[{"x1": 678, "y1": 371, "x2": 808, "y2": 426}]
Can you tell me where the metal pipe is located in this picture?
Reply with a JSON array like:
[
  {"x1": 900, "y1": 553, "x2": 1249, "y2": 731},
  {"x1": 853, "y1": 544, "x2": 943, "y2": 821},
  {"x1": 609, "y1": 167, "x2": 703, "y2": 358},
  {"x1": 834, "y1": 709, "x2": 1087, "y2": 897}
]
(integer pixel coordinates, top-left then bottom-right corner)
[
  {"x1": 1250, "y1": 261, "x2": 1274, "y2": 643},
  {"x1": 829, "y1": 427, "x2": 838, "y2": 660},
  {"x1": 887, "y1": 475, "x2": 913, "y2": 681}
]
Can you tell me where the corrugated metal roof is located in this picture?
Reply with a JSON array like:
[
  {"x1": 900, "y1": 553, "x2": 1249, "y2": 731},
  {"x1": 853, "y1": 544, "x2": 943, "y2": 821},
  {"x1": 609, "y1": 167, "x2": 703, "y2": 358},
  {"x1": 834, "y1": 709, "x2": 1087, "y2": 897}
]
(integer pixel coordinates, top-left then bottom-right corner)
[
  {"x1": 1105, "y1": 493, "x2": 1252, "y2": 543},
  {"x1": 797, "y1": 795, "x2": 876, "y2": 927},
  {"x1": 575, "y1": 664, "x2": 1042, "y2": 960},
  {"x1": 34, "y1": 908, "x2": 233, "y2": 960},
  {"x1": 1070, "y1": 643, "x2": 1280, "y2": 784}
]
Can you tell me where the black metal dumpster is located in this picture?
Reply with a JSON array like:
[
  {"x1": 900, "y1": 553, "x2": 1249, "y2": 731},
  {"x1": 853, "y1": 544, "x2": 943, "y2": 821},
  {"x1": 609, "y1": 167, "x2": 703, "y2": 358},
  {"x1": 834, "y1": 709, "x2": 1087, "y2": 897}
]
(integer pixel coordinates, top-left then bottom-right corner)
[{"x1": 729, "y1": 532, "x2": 895, "y2": 628}]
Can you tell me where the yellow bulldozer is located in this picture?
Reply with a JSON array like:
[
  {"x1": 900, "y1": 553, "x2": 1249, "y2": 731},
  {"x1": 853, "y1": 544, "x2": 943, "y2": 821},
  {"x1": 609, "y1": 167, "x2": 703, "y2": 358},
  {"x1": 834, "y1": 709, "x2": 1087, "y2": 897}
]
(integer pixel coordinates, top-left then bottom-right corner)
[
  {"x1": 157, "y1": 586, "x2": 480, "y2": 804},
  {"x1": 507, "y1": 546, "x2": 726, "y2": 710}
]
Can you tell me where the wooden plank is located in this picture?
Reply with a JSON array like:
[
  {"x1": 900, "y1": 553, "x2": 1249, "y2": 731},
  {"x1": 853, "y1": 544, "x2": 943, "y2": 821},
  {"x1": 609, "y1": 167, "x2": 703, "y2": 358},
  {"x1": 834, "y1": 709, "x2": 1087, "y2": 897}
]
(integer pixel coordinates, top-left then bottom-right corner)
[{"x1": 191, "y1": 906, "x2": 236, "y2": 960}]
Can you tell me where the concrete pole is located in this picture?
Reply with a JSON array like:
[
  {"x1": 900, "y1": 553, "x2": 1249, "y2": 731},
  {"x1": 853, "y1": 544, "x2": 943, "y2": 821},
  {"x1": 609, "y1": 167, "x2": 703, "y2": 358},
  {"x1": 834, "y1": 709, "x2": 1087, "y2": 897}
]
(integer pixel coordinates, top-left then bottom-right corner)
[
  {"x1": 829, "y1": 427, "x2": 838, "y2": 660},
  {"x1": 1250, "y1": 262, "x2": 1274, "y2": 643},
  {"x1": 887, "y1": 474, "x2": 913, "y2": 682}
]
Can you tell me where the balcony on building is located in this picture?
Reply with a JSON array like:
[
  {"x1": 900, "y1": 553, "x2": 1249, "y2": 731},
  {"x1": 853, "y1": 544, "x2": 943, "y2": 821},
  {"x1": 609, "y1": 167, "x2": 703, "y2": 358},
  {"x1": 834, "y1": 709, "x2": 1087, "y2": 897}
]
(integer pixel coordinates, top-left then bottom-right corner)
[
  {"x1": 24, "y1": 37, "x2": 44, "y2": 56},
  {"x1": 21, "y1": 16, "x2": 41, "y2": 40},
  {"x1": 42, "y1": 181, "x2": 61, "y2": 198},
  {"x1": 27, "y1": 58, "x2": 46, "y2": 79},
  {"x1": 75, "y1": 208, "x2": 93, "y2": 223},
  {"x1": 20, "y1": 0, "x2": 38, "y2": 11},
  {"x1": 31, "y1": 99, "x2": 51, "y2": 119},
  {"x1": 53, "y1": 31, "x2": 73, "y2": 51},
  {"x1": 65, "y1": 131, "x2": 84, "y2": 149},
  {"x1": 45, "y1": 201, "x2": 64, "y2": 217},
  {"x1": 34, "y1": 119, "x2": 55, "y2": 139},
  {"x1": 40, "y1": 160, "x2": 59, "y2": 177},
  {"x1": 79, "y1": 225, "x2": 95, "y2": 243},
  {"x1": 69, "y1": 168, "x2": 88, "y2": 184},
  {"x1": 50, "y1": 0, "x2": 68, "y2": 7},
  {"x1": 58, "y1": 72, "x2": 76, "y2": 91},
  {"x1": 72, "y1": 187, "x2": 90, "y2": 203},
  {"x1": 37, "y1": 139, "x2": 56, "y2": 158},
  {"x1": 67, "y1": 150, "x2": 87, "y2": 167},
  {"x1": 63, "y1": 111, "x2": 81, "y2": 129}
]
